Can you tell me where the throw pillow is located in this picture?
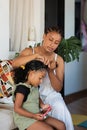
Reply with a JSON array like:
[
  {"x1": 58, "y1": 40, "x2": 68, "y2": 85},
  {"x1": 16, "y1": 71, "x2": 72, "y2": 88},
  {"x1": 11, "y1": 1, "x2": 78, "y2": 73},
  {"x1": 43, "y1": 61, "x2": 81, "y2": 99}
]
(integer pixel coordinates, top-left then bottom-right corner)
[{"x1": 0, "y1": 60, "x2": 14, "y2": 98}]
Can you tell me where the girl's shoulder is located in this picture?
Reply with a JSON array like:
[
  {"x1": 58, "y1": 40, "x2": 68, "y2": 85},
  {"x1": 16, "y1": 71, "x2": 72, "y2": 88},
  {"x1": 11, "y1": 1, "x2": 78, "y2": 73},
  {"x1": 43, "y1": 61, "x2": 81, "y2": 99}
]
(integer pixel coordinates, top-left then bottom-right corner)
[{"x1": 16, "y1": 82, "x2": 31, "y2": 88}]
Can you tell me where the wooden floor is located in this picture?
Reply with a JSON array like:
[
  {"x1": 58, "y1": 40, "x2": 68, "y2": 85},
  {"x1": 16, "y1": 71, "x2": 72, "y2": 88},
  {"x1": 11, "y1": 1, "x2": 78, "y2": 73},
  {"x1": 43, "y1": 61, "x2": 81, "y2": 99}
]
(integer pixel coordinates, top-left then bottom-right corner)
[{"x1": 66, "y1": 95, "x2": 87, "y2": 130}]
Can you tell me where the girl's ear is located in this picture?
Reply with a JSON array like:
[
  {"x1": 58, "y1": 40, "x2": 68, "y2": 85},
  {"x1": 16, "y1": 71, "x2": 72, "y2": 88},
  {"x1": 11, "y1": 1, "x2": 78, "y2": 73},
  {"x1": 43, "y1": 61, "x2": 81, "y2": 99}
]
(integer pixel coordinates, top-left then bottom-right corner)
[
  {"x1": 27, "y1": 71, "x2": 34, "y2": 80},
  {"x1": 29, "y1": 70, "x2": 35, "y2": 76}
]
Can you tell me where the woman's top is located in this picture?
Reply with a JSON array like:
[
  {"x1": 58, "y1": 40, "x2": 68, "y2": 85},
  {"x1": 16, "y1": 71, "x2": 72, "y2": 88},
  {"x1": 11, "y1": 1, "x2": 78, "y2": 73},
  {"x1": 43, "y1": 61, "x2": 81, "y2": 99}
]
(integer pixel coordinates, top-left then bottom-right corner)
[
  {"x1": 39, "y1": 72, "x2": 59, "y2": 102},
  {"x1": 13, "y1": 83, "x2": 40, "y2": 130}
]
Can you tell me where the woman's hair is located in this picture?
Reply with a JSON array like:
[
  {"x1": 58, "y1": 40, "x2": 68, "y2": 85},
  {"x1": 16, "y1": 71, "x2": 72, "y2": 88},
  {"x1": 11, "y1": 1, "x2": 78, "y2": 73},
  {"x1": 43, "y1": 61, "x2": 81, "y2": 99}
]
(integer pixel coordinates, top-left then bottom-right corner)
[
  {"x1": 13, "y1": 60, "x2": 48, "y2": 84},
  {"x1": 44, "y1": 26, "x2": 63, "y2": 37}
]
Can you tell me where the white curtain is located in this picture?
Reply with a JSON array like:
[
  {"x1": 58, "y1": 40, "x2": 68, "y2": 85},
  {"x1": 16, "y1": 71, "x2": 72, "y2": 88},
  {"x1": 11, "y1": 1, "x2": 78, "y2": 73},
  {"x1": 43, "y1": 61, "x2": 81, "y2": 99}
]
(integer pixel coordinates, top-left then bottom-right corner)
[{"x1": 9, "y1": 0, "x2": 35, "y2": 51}]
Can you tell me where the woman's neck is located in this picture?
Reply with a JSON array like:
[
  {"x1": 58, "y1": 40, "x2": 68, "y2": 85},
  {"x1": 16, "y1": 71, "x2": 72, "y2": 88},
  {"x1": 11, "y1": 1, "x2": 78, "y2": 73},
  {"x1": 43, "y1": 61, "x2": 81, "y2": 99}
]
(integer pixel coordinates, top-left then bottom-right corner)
[{"x1": 38, "y1": 46, "x2": 53, "y2": 56}]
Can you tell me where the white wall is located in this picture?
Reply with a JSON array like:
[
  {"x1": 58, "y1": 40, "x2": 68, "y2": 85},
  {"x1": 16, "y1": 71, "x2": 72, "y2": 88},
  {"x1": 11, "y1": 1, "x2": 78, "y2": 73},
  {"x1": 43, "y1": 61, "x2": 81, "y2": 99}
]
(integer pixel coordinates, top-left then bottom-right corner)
[
  {"x1": 64, "y1": 0, "x2": 75, "y2": 38},
  {"x1": 0, "y1": 0, "x2": 87, "y2": 95},
  {"x1": 64, "y1": 0, "x2": 87, "y2": 95},
  {"x1": 33, "y1": 0, "x2": 45, "y2": 43},
  {"x1": 0, "y1": 0, "x2": 9, "y2": 60},
  {"x1": 65, "y1": 52, "x2": 87, "y2": 95}
]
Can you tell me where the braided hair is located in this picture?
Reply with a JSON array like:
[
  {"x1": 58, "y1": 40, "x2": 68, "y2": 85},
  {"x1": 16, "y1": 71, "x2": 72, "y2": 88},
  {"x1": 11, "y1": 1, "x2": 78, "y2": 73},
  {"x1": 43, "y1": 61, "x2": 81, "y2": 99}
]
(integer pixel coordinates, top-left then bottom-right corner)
[
  {"x1": 13, "y1": 60, "x2": 48, "y2": 84},
  {"x1": 44, "y1": 26, "x2": 63, "y2": 37}
]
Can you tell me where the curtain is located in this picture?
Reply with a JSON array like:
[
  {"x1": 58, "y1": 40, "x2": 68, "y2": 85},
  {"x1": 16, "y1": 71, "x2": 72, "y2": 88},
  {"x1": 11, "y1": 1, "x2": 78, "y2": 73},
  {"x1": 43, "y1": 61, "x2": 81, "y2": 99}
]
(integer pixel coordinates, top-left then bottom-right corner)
[{"x1": 9, "y1": 0, "x2": 34, "y2": 51}]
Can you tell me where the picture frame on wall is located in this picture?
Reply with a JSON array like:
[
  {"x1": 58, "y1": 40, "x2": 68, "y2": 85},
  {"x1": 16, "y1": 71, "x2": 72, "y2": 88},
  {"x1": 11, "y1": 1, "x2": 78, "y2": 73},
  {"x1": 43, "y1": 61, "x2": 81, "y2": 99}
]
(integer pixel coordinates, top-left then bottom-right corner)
[{"x1": 81, "y1": 0, "x2": 87, "y2": 52}]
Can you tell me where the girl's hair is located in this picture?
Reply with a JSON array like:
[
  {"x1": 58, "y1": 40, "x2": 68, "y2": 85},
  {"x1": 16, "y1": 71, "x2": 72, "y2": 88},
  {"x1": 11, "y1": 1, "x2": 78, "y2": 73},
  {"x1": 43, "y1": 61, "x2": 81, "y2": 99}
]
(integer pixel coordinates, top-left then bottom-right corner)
[
  {"x1": 13, "y1": 60, "x2": 48, "y2": 84},
  {"x1": 44, "y1": 26, "x2": 63, "y2": 37}
]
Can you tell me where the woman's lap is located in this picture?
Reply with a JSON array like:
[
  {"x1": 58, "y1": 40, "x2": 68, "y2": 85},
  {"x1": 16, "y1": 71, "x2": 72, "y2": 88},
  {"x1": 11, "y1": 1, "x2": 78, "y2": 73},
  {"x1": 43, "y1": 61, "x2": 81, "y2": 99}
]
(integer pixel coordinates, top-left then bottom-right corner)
[{"x1": 43, "y1": 93, "x2": 74, "y2": 130}]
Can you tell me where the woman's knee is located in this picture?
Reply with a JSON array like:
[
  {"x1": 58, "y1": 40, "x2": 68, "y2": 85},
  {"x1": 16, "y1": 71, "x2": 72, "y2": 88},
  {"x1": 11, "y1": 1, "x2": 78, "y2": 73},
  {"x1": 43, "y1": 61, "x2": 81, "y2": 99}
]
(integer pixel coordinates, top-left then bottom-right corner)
[
  {"x1": 54, "y1": 121, "x2": 66, "y2": 130},
  {"x1": 59, "y1": 122, "x2": 66, "y2": 130}
]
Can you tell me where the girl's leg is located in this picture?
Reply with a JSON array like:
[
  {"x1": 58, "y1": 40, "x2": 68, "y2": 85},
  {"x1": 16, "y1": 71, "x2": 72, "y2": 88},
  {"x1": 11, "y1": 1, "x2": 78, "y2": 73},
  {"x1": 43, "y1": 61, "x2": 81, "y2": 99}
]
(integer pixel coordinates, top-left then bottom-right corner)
[
  {"x1": 26, "y1": 121, "x2": 54, "y2": 130},
  {"x1": 45, "y1": 116, "x2": 66, "y2": 130}
]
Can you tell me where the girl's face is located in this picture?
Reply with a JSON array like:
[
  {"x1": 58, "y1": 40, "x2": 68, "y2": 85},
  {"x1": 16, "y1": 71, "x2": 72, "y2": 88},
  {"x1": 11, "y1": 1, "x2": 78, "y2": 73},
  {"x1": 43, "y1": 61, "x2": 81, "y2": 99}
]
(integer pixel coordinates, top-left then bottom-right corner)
[
  {"x1": 27, "y1": 70, "x2": 46, "y2": 87},
  {"x1": 43, "y1": 32, "x2": 62, "y2": 53}
]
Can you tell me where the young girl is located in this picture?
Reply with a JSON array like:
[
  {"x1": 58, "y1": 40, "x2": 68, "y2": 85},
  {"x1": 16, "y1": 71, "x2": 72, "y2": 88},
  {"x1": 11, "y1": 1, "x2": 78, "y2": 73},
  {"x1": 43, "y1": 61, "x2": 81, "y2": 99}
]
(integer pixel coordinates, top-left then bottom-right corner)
[{"x1": 12, "y1": 60, "x2": 65, "y2": 130}]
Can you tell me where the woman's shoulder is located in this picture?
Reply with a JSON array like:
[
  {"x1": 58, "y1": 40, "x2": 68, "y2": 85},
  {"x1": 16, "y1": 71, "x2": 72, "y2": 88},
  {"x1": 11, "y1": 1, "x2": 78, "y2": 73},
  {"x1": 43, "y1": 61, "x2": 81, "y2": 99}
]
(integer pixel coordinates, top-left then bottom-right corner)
[
  {"x1": 55, "y1": 53, "x2": 64, "y2": 65},
  {"x1": 58, "y1": 55, "x2": 63, "y2": 61},
  {"x1": 20, "y1": 47, "x2": 33, "y2": 56},
  {"x1": 54, "y1": 53, "x2": 63, "y2": 61}
]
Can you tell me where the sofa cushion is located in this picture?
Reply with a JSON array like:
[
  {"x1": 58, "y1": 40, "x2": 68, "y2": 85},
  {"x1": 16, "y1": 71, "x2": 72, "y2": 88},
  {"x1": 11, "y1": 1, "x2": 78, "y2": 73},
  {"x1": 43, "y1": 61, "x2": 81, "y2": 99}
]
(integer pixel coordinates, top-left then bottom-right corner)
[{"x1": 0, "y1": 108, "x2": 16, "y2": 130}]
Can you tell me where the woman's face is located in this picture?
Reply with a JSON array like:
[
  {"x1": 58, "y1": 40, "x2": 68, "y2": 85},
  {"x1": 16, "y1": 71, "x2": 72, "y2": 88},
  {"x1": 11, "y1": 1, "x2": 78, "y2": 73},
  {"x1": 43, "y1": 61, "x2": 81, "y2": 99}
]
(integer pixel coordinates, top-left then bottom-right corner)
[
  {"x1": 27, "y1": 70, "x2": 46, "y2": 87},
  {"x1": 43, "y1": 32, "x2": 62, "y2": 53}
]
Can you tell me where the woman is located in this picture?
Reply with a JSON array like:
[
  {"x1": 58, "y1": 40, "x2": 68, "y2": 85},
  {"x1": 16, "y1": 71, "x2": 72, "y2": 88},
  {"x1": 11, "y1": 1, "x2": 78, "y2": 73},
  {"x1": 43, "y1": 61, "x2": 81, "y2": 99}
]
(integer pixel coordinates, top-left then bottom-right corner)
[{"x1": 12, "y1": 26, "x2": 74, "y2": 130}]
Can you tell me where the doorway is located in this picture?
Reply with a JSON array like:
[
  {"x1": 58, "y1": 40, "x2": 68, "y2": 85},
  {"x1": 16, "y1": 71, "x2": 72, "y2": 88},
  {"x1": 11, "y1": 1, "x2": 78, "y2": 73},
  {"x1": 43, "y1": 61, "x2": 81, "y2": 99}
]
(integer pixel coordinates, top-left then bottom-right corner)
[{"x1": 45, "y1": 0, "x2": 64, "y2": 34}]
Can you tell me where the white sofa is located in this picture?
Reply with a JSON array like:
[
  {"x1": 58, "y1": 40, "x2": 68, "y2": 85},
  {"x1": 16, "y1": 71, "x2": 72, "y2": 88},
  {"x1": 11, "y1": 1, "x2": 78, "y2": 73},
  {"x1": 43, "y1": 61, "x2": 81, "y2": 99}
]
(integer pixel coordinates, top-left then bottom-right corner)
[{"x1": 0, "y1": 97, "x2": 18, "y2": 130}]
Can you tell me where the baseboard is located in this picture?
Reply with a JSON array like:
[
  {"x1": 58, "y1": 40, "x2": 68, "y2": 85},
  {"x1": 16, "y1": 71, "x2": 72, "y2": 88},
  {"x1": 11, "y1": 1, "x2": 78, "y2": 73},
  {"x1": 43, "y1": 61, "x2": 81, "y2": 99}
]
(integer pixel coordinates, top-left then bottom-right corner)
[{"x1": 64, "y1": 89, "x2": 87, "y2": 104}]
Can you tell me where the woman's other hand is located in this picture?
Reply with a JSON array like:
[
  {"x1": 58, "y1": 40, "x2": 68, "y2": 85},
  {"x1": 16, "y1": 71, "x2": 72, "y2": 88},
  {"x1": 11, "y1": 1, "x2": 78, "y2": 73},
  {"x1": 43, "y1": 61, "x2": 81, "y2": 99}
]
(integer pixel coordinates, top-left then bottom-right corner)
[{"x1": 48, "y1": 61, "x2": 57, "y2": 70}]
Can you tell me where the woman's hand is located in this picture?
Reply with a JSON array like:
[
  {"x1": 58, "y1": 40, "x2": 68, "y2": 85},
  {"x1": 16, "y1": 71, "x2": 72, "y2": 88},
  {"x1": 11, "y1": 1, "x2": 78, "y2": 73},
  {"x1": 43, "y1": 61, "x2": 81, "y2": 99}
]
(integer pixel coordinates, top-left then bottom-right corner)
[
  {"x1": 35, "y1": 54, "x2": 57, "y2": 70},
  {"x1": 48, "y1": 61, "x2": 58, "y2": 70},
  {"x1": 35, "y1": 54, "x2": 44, "y2": 62},
  {"x1": 35, "y1": 54, "x2": 50, "y2": 66}
]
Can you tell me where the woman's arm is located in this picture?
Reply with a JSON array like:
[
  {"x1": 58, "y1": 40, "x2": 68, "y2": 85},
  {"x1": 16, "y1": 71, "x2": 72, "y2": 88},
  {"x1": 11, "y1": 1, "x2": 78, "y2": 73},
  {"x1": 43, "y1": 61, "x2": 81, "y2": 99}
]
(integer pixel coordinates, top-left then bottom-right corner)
[
  {"x1": 48, "y1": 55, "x2": 64, "y2": 92},
  {"x1": 12, "y1": 48, "x2": 44, "y2": 68},
  {"x1": 12, "y1": 48, "x2": 34, "y2": 68}
]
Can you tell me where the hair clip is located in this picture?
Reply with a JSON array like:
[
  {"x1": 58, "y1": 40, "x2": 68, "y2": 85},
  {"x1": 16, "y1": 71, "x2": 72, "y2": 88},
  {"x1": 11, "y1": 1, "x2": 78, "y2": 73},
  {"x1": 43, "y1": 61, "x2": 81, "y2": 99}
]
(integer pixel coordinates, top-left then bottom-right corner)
[{"x1": 20, "y1": 65, "x2": 25, "y2": 70}]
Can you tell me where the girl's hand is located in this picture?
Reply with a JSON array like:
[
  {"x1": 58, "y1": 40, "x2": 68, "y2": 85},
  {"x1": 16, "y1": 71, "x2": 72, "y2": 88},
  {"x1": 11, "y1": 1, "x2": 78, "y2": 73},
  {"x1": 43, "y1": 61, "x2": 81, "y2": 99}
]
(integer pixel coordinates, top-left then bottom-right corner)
[
  {"x1": 41, "y1": 104, "x2": 51, "y2": 111},
  {"x1": 33, "y1": 113, "x2": 44, "y2": 120}
]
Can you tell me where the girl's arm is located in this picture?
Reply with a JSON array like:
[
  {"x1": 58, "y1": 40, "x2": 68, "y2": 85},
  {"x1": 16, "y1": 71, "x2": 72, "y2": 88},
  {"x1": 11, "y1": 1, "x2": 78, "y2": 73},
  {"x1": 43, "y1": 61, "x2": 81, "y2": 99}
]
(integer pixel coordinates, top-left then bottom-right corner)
[
  {"x1": 14, "y1": 93, "x2": 35, "y2": 118},
  {"x1": 14, "y1": 93, "x2": 43, "y2": 120},
  {"x1": 48, "y1": 55, "x2": 64, "y2": 92}
]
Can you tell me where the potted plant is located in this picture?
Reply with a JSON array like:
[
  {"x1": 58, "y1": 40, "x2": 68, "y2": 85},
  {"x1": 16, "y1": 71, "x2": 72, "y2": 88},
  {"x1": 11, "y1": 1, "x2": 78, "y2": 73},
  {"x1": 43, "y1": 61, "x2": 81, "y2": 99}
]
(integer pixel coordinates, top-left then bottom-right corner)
[{"x1": 55, "y1": 36, "x2": 82, "y2": 62}]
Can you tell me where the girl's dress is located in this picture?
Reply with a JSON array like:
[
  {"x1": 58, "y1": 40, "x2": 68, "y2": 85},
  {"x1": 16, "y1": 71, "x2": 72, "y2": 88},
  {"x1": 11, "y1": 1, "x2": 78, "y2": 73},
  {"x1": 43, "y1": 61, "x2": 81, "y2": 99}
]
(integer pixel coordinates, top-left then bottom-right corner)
[
  {"x1": 39, "y1": 54, "x2": 74, "y2": 130},
  {"x1": 13, "y1": 83, "x2": 40, "y2": 130}
]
